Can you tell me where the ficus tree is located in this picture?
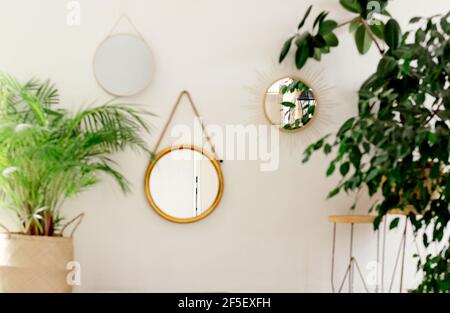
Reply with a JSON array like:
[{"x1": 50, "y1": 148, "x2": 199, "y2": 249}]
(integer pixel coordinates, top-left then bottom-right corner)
[{"x1": 279, "y1": 0, "x2": 449, "y2": 292}]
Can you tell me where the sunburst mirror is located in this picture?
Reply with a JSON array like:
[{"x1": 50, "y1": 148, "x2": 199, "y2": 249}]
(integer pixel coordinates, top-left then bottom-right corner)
[
  {"x1": 263, "y1": 77, "x2": 317, "y2": 131},
  {"x1": 244, "y1": 59, "x2": 337, "y2": 148}
]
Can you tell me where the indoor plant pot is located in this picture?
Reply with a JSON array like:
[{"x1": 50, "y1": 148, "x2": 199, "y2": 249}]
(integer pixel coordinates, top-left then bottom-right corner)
[
  {"x1": 0, "y1": 214, "x2": 83, "y2": 293},
  {"x1": 0, "y1": 74, "x2": 153, "y2": 293}
]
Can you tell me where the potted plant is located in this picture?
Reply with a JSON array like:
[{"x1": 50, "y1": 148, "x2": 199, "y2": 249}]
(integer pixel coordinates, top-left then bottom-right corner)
[
  {"x1": 0, "y1": 73, "x2": 153, "y2": 292},
  {"x1": 278, "y1": 1, "x2": 449, "y2": 292}
]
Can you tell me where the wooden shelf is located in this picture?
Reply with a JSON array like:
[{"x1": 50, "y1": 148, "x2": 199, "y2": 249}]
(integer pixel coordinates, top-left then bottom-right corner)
[
  {"x1": 388, "y1": 205, "x2": 419, "y2": 216},
  {"x1": 328, "y1": 215, "x2": 376, "y2": 224}
]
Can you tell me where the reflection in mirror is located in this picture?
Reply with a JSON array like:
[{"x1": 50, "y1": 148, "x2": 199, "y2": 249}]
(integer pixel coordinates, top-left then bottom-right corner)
[
  {"x1": 94, "y1": 34, "x2": 154, "y2": 96},
  {"x1": 145, "y1": 146, "x2": 223, "y2": 223},
  {"x1": 264, "y1": 77, "x2": 317, "y2": 131}
]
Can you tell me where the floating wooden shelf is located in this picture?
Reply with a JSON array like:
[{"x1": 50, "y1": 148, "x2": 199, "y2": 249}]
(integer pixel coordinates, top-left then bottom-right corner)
[
  {"x1": 328, "y1": 215, "x2": 376, "y2": 224},
  {"x1": 387, "y1": 205, "x2": 419, "y2": 216}
]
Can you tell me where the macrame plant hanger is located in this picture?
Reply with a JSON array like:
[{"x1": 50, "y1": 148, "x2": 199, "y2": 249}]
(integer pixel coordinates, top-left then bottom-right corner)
[{"x1": 153, "y1": 90, "x2": 222, "y2": 162}]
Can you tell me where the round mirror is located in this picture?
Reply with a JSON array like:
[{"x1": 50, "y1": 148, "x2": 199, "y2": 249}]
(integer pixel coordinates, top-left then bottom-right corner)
[
  {"x1": 263, "y1": 77, "x2": 317, "y2": 131},
  {"x1": 145, "y1": 145, "x2": 224, "y2": 223},
  {"x1": 93, "y1": 34, "x2": 154, "y2": 96}
]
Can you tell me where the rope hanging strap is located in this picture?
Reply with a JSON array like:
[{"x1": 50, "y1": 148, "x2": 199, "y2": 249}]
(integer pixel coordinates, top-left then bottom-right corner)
[
  {"x1": 106, "y1": 13, "x2": 146, "y2": 41},
  {"x1": 153, "y1": 90, "x2": 220, "y2": 161}
]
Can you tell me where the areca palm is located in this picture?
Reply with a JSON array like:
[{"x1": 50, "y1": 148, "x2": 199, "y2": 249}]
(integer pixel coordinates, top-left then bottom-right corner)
[{"x1": 0, "y1": 73, "x2": 154, "y2": 236}]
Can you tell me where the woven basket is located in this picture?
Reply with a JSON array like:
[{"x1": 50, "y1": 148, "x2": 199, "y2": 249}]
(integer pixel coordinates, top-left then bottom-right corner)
[{"x1": 0, "y1": 214, "x2": 84, "y2": 293}]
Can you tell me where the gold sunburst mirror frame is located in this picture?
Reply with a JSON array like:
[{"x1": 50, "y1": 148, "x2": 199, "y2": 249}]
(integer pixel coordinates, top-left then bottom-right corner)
[
  {"x1": 244, "y1": 58, "x2": 338, "y2": 148},
  {"x1": 262, "y1": 76, "x2": 319, "y2": 133}
]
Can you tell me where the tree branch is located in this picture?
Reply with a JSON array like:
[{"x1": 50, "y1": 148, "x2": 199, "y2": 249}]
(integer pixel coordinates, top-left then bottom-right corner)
[
  {"x1": 336, "y1": 17, "x2": 360, "y2": 29},
  {"x1": 360, "y1": 18, "x2": 385, "y2": 55},
  {"x1": 336, "y1": 17, "x2": 385, "y2": 55},
  {"x1": 423, "y1": 102, "x2": 443, "y2": 126}
]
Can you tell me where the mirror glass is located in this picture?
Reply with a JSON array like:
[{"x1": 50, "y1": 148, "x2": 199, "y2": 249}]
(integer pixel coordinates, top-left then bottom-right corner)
[
  {"x1": 145, "y1": 146, "x2": 223, "y2": 223},
  {"x1": 264, "y1": 77, "x2": 317, "y2": 131},
  {"x1": 93, "y1": 34, "x2": 154, "y2": 96}
]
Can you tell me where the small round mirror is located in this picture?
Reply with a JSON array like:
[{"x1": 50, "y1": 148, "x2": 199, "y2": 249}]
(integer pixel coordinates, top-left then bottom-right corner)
[
  {"x1": 264, "y1": 77, "x2": 317, "y2": 131},
  {"x1": 145, "y1": 145, "x2": 224, "y2": 223},
  {"x1": 93, "y1": 34, "x2": 154, "y2": 96}
]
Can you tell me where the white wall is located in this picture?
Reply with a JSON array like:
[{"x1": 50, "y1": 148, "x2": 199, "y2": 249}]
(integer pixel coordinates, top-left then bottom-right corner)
[{"x1": 0, "y1": 0, "x2": 447, "y2": 292}]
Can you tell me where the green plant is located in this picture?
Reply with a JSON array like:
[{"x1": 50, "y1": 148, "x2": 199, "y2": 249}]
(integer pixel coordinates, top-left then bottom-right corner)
[
  {"x1": 0, "y1": 73, "x2": 154, "y2": 236},
  {"x1": 279, "y1": 1, "x2": 449, "y2": 292}
]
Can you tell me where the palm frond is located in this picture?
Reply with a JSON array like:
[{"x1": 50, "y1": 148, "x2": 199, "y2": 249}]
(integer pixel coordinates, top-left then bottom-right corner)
[
  {"x1": 0, "y1": 73, "x2": 154, "y2": 236},
  {"x1": 0, "y1": 72, "x2": 49, "y2": 125},
  {"x1": 34, "y1": 80, "x2": 59, "y2": 107}
]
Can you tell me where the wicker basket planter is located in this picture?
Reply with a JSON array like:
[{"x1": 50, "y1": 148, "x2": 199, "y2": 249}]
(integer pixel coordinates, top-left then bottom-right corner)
[
  {"x1": 0, "y1": 234, "x2": 73, "y2": 293},
  {"x1": 0, "y1": 214, "x2": 83, "y2": 293}
]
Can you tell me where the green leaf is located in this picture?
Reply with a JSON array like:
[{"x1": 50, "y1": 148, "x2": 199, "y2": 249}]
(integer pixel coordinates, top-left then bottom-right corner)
[
  {"x1": 339, "y1": 0, "x2": 361, "y2": 14},
  {"x1": 340, "y1": 162, "x2": 350, "y2": 176},
  {"x1": 429, "y1": 162, "x2": 440, "y2": 179},
  {"x1": 298, "y1": 5, "x2": 313, "y2": 30},
  {"x1": 326, "y1": 163, "x2": 336, "y2": 176},
  {"x1": 320, "y1": 45, "x2": 330, "y2": 53},
  {"x1": 279, "y1": 35, "x2": 295, "y2": 63},
  {"x1": 281, "y1": 101, "x2": 295, "y2": 108},
  {"x1": 295, "y1": 37, "x2": 310, "y2": 69},
  {"x1": 377, "y1": 56, "x2": 398, "y2": 78},
  {"x1": 363, "y1": 142, "x2": 370, "y2": 153},
  {"x1": 415, "y1": 29, "x2": 426, "y2": 44},
  {"x1": 313, "y1": 138, "x2": 325, "y2": 150},
  {"x1": 382, "y1": 9, "x2": 391, "y2": 17},
  {"x1": 355, "y1": 24, "x2": 373, "y2": 54},
  {"x1": 366, "y1": 168, "x2": 379, "y2": 181},
  {"x1": 389, "y1": 217, "x2": 400, "y2": 230},
  {"x1": 349, "y1": 20, "x2": 360, "y2": 33},
  {"x1": 279, "y1": 85, "x2": 288, "y2": 94},
  {"x1": 384, "y1": 19, "x2": 402, "y2": 50},
  {"x1": 319, "y1": 20, "x2": 338, "y2": 34},
  {"x1": 349, "y1": 147, "x2": 361, "y2": 168},
  {"x1": 440, "y1": 14, "x2": 449, "y2": 34},
  {"x1": 422, "y1": 233, "x2": 429, "y2": 248},
  {"x1": 372, "y1": 215, "x2": 383, "y2": 229},
  {"x1": 323, "y1": 32, "x2": 339, "y2": 47},
  {"x1": 294, "y1": 32, "x2": 308, "y2": 47},
  {"x1": 307, "y1": 35, "x2": 316, "y2": 57},
  {"x1": 313, "y1": 34, "x2": 327, "y2": 48},
  {"x1": 327, "y1": 187, "x2": 340, "y2": 199},
  {"x1": 313, "y1": 11, "x2": 329, "y2": 30},
  {"x1": 401, "y1": 57, "x2": 411, "y2": 75},
  {"x1": 20, "y1": 92, "x2": 48, "y2": 126},
  {"x1": 337, "y1": 117, "x2": 355, "y2": 136},
  {"x1": 313, "y1": 48, "x2": 322, "y2": 61},
  {"x1": 324, "y1": 143, "x2": 332, "y2": 154},
  {"x1": 410, "y1": 17, "x2": 421, "y2": 23},
  {"x1": 370, "y1": 23, "x2": 385, "y2": 40}
]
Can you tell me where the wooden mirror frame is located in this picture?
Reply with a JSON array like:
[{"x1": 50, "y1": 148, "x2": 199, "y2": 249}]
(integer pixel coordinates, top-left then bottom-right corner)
[
  {"x1": 144, "y1": 145, "x2": 224, "y2": 223},
  {"x1": 93, "y1": 33, "x2": 154, "y2": 97}
]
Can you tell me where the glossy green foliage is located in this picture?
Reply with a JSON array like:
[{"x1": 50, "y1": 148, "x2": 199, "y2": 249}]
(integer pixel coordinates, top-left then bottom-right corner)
[{"x1": 281, "y1": 2, "x2": 450, "y2": 292}]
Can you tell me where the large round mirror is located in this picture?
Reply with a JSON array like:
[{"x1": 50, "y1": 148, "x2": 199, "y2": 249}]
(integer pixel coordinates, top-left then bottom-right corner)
[
  {"x1": 145, "y1": 145, "x2": 224, "y2": 223},
  {"x1": 93, "y1": 34, "x2": 154, "y2": 96},
  {"x1": 264, "y1": 77, "x2": 317, "y2": 131}
]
